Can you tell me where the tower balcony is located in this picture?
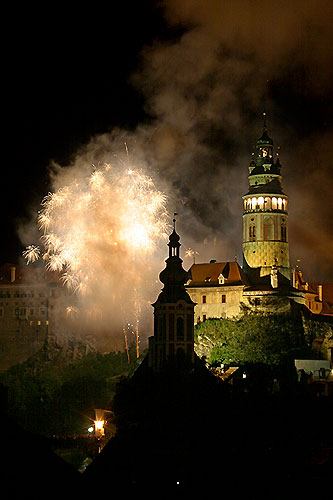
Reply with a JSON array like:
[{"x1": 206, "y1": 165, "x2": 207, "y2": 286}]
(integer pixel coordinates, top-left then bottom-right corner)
[{"x1": 243, "y1": 195, "x2": 287, "y2": 212}]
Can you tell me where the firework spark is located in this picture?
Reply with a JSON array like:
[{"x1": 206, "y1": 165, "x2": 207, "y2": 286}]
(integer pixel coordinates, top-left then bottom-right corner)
[{"x1": 22, "y1": 245, "x2": 40, "y2": 264}]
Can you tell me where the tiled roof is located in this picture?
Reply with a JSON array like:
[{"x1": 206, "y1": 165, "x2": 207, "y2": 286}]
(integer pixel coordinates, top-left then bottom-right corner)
[{"x1": 186, "y1": 262, "x2": 249, "y2": 287}]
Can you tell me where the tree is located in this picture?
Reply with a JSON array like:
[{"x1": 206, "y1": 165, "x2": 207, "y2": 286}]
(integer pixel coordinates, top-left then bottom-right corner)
[{"x1": 195, "y1": 310, "x2": 311, "y2": 369}]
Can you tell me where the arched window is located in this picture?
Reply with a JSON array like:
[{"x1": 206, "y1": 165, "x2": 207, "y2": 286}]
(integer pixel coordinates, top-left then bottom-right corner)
[
  {"x1": 186, "y1": 314, "x2": 193, "y2": 341},
  {"x1": 264, "y1": 197, "x2": 271, "y2": 209},
  {"x1": 176, "y1": 317, "x2": 184, "y2": 340},
  {"x1": 258, "y1": 197, "x2": 264, "y2": 209},
  {"x1": 272, "y1": 197, "x2": 277, "y2": 210},
  {"x1": 247, "y1": 198, "x2": 252, "y2": 210},
  {"x1": 282, "y1": 199, "x2": 287, "y2": 211},
  {"x1": 252, "y1": 197, "x2": 257, "y2": 209},
  {"x1": 278, "y1": 197, "x2": 282, "y2": 210}
]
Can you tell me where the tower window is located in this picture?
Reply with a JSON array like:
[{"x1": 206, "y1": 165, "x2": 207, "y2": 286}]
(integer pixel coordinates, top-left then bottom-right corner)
[
  {"x1": 186, "y1": 314, "x2": 193, "y2": 341},
  {"x1": 278, "y1": 197, "x2": 283, "y2": 210},
  {"x1": 176, "y1": 317, "x2": 184, "y2": 340},
  {"x1": 258, "y1": 197, "x2": 264, "y2": 209},
  {"x1": 221, "y1": 294, "x2": 226, "y2": 303},
  {"x1": 169, "y1": 313, "x2": 174, "y2": 341},
  {"x1": 202, "y1": 295, "x2": 206, "y2": 304}
]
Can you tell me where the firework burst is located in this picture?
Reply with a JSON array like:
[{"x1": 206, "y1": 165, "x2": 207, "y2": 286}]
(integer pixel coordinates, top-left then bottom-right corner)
[{"x1": 23, "y1": 162, "x2": 169, "y2": 300}]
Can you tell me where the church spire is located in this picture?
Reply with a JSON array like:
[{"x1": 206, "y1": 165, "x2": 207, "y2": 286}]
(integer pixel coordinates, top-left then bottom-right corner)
[{"x1": 148, "y1": 217, "x2": 195, "y2": 372}]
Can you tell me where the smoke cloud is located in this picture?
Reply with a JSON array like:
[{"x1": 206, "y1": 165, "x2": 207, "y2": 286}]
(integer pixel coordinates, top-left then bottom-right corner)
[{"x1": 19, "y1": 0, "x2": 333, "y2": 349}]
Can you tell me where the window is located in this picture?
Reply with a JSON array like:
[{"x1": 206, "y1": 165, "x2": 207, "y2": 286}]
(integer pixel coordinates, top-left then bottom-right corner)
[
  {"x1": 29, "y1": 308, "x2": 34, "y2": 316},
  {"x1": 158, "y1": 315, "x2": 166, "y2": 340},
  {"x1": 221, "y1": 294, "x2": 226, "y2": 303},
  {"x1": 169, "y1": 313, "x2": 174, "y2": 341},
  {"x1": 264, "y1": 197, "x2": 271, "y2": 209},
  {"x1": 176, "y1": 317, "x2": 184, "y2": 340},
  {"x1": 258, "y1": 197, "x2": 264, "y2": 209},
  {"x1": 278, "y1": 197, "x2": 283, "y2": 210},
  {"x1": 202, "y1": 295, "x2": 206, "y2": 304},
  {"x1": 203, "y1": 314, "x2": 207, "y2": 322},
  {"x1": 186, "y1": 314, "x2": 193, "y2": 341},
  {"x1": 20, "y1": 307, "x2": 27, "y2": 317}
]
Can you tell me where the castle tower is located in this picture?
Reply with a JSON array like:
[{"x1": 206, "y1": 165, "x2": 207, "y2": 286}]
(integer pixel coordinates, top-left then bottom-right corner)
[
  {"x1": 242, "y1": 117, "x2": 290, "y2": 281},
  {"x1": 148, "y1": 218, "x2": 195, "y2": 372}
]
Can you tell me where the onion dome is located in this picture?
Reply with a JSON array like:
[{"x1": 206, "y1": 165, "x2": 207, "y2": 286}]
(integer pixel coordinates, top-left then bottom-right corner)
[{"x1": 155, "y1": 220, "x2": 194, "y2": 304}]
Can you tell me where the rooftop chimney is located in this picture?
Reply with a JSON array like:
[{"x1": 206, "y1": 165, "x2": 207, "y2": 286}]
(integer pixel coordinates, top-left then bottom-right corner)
[
  {"x1": 318, "y1": 284, "x2": 323, "y2": 302},
  {"x1": 10, "y1": 266, "x2": 16, "y2": 283}
]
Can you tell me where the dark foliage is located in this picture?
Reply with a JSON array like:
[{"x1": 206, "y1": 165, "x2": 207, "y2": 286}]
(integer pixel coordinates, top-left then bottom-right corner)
[{"x1": 0, "y1": 348, "x2": 141, "y2": 435}]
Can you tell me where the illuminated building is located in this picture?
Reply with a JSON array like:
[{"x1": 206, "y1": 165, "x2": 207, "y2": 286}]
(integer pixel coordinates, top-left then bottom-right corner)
[
  {"x1": 0, "y1": 263, "x2": 68, "y2": 371},
  {"x1": 186, "y1": 120, "x2": 308, "y2": 320},
  {"x1": 148, "y1": 219, "x2": 195, "y2": 372},
  {"x1": 293, "y1": 269, "x2": 333, "y2": 316},
  {"x1": 186, "y1": 260, "x2": 249, "y2": 322}
]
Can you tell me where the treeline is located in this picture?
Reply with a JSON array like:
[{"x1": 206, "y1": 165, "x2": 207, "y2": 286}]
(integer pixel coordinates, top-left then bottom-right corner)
[
  {"x1": 194, "y1": 308, "x2": 317, "y2": 369},
  {"x1": 1, "y1": 348, "x2": 143, "y2": 436}
]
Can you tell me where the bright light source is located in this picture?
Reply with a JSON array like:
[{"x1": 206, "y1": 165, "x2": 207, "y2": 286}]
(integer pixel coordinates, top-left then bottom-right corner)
[
  {"x1": 94, "y1": 419, "x2": 105, "y2": 438},
  {"x1": 88, "y1": 426, "x2": 94, "y2": 433}
]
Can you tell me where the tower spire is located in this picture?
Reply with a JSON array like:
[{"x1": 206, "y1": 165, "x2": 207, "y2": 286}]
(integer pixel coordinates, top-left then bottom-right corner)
[
  {"x1": 262, "y1": 111, "x2": 267, "y2": 132},
  {"x1": 149, "y1": 221, "x2": 195, "y2": 372}
]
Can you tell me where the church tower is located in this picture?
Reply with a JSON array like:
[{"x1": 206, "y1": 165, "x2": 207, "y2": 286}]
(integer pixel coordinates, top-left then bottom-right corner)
[
  {"x1": 148, "y1": 218, "x2": 195, "y2": 372},
  {"x1": 242, "y1": 117, "x2": 290, "y2": 281}
]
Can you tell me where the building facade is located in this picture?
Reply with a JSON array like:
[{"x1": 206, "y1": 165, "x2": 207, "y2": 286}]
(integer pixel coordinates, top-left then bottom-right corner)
[
  {"x1": 186, "y1": 261, "x2": 249, "y2": 323},
  {"x1": 0, "y1": 263, "x2": 68, "y2": 371}
]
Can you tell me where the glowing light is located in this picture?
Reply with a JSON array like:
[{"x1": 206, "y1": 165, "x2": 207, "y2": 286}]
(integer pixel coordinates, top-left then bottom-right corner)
[{"x1": 94, "y1": 420, "x2": 105, "y2": 437}]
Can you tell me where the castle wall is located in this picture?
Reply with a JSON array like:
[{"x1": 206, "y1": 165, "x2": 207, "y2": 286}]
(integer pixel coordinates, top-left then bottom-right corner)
[{"x1": 186, "y1": 286, "x2": 244, "y2": 323}]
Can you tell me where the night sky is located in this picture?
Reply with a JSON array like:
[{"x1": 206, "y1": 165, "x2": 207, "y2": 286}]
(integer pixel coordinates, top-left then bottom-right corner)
[{"x1": 3, "y1": 0, "x2": 333, "y2": 281}]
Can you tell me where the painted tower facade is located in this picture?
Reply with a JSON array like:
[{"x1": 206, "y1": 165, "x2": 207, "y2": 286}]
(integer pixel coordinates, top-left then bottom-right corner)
[
  {"x1": 148, "y1": 221, "x2": 195, "y2": 372},
  {"x1": 242, "y1": 122, "x2": 290, "y2": 280}
]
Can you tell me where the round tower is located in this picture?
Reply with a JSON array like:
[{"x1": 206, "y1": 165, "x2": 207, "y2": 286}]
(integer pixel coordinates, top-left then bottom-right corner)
[{"x1": 242, "y1": 118, "x2": 290, "y2": 280}]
